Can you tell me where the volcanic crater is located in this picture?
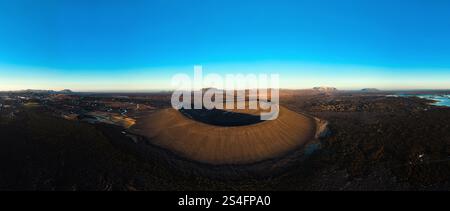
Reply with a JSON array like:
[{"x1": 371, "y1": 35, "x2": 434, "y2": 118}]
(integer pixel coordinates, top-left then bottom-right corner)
[{"x1": 131, "y1": 102, "x2": 321, "y2": 165}]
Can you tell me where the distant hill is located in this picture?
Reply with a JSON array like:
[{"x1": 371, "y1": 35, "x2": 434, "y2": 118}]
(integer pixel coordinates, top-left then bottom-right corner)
[
  {"x1": 312, "y1": 87, "x2": 338, "y2": 92},
  {"x1": 361, "y1": 88, "x2": 380, "y2": 92},
  {"x1": 59, "y1": 89, "x2": 73, "y2": 94}
]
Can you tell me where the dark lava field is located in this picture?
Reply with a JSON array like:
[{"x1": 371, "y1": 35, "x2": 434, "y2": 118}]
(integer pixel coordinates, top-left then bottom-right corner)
[{"x1": 0, "y1": 92, "x2": 449, "y2": 190}]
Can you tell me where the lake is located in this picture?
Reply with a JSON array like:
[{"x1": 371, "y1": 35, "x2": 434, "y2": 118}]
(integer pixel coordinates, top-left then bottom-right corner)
[{"x1": 391, "y1": 94, "x2": 450, "y2": 107}]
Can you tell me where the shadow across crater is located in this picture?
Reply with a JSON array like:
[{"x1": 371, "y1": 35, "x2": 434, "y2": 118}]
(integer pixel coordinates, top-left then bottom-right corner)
[{"x1": 179, "y1": 107, "x2": 265, "y2": 126}]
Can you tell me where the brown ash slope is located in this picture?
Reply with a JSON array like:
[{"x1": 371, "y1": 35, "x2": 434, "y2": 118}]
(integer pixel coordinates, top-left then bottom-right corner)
[{"x1": 130, "y1": 105, "x2": 317, "y2": 165}]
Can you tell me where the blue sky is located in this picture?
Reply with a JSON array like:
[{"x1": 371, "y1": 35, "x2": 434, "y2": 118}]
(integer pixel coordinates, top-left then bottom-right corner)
[{"x1": 0, "y1": 0, "x2": 449, "y2": 91}]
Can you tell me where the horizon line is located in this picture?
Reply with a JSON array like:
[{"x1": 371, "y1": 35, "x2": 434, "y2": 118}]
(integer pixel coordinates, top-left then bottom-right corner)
[{"x1": 1, "y1": 87, "x2": 450, "y2": 93}]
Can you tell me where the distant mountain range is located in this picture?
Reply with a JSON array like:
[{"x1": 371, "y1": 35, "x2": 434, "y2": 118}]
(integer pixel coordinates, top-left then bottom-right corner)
[{"x1": 7, "y1": 89, "x2": 74, "y2": 94}]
